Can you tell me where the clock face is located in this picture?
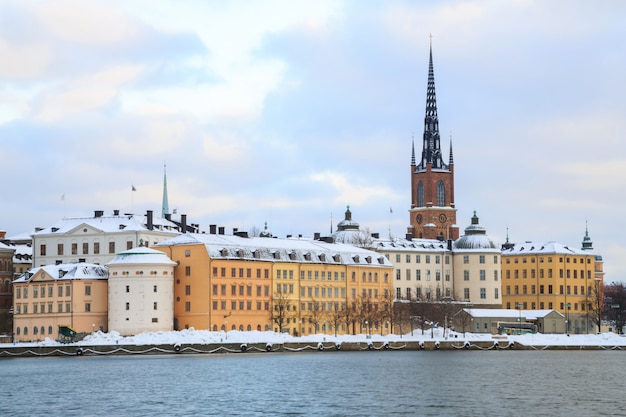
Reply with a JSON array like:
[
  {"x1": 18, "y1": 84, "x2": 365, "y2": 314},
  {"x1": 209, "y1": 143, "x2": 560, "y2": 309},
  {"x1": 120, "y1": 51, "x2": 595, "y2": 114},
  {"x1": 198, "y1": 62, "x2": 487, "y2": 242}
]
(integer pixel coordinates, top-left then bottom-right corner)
[
  {"x1": 416, "y1": 214, "x2": 423, "y2": 224},
  {"x1": 439, "y1": 214, "x2": 447, "y2": 223}
]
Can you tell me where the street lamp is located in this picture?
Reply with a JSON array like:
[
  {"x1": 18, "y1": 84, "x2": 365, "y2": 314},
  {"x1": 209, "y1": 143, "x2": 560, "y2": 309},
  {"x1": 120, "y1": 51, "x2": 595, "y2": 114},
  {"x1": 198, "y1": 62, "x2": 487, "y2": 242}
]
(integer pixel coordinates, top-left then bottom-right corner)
[
  {"x1": 565, "y1": 303, "x2": 571, "y2": 336},
  {"x1": 515, "y1": 303, "x2": 523, "y2": 335}
]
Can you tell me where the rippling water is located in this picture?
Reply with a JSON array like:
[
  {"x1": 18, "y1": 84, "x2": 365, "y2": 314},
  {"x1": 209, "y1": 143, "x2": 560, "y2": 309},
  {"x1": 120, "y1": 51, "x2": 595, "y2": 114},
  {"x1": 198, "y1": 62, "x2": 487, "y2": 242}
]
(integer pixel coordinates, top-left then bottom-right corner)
[{"x1": 1, "y1": 350, "x2": 624, "y2": 417}]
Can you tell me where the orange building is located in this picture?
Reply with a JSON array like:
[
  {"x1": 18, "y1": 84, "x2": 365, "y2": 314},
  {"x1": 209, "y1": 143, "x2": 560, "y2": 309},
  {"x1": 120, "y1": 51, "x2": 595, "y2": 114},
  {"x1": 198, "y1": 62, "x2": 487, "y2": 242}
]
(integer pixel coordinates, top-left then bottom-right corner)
[
  {"x1": 501, "y1": 240, "x2": 603, "y2": 334},
  {"x1": 155, "y1": 232, "x2": 393, "y2": 336},
  {"x1": 12, "y1": 263, "x2": 108, "y2": 341}
]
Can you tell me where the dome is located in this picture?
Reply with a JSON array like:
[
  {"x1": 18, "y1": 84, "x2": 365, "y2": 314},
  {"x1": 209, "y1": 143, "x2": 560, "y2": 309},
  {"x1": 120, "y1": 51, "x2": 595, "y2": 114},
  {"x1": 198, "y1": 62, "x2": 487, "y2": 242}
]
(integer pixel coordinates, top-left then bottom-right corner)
[{"x1": 453, "y1": 211, "x2": 497, "y2": 250}]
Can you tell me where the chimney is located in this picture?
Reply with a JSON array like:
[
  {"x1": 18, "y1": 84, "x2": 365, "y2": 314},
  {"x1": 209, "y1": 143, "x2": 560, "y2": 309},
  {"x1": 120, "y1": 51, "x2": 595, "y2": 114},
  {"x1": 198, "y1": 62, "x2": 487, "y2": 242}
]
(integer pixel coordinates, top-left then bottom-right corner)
[
  {"x1": 181, "y1": 214, "x2": 187, "y2": 234},
  {"x1": 94, "y1": 210, "x2": 104, "y2": 218},
  {"x1": 314, "y1": 232, "x2": 320, "y2": 240},
  {"x1": 405, "y1": 233, "x2": 413, "y2": 241},
  {"x1": 210, "y1": 225, "x2": 217, "y2": 234},
  {"x1": 113, "y1": 209, "x2": 120, "y2": 216},
  {"x1": 371, "y1": 232, "x2": 379, "y2": 239},
  {"x1": 165, "y1": 213, "x2": 172, "y2": 221},
  {"x1": 146, "y1": 210, "x2": 154, "y2": 231},
  {"x1": 218, "y1": 226, "x2": 225, "y2": 235},
  {"x1": 233, "y1": 228, "x2": 238, "y2": 234},
  {"x1": 234, "y1": 231, "x2": 249, "y2": 238},
  {"x1": 0, "y1": 231, "x2": 5, "y2": 239}
]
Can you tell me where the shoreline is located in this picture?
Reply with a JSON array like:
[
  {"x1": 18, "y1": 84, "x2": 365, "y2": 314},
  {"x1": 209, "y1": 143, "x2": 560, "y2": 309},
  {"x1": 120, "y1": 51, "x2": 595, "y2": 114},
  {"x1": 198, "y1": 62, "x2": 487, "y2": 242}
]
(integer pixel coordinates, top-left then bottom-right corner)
[{"x1": 2, "y1": 338, "x2": 626, "y2": 358}]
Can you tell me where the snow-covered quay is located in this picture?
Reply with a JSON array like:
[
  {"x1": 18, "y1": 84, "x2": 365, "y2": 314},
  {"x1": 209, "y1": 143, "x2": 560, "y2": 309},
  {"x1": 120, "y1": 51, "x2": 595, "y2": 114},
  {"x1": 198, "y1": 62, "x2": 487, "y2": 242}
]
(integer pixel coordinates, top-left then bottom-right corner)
[{"x1": 2, "y1": 329, "x2": 626, "y2": 357}]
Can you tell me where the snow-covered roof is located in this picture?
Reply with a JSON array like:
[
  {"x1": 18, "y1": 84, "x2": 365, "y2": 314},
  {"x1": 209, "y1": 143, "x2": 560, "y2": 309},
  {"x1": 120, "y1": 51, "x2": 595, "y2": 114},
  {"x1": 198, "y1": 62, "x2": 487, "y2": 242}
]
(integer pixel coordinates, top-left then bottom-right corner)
[
  {"x1": 108, "y1": 247, "x2": 177, "y2": 266},
  {"x1": 464, "y1": 308, "x2": 564, "y2": 320},
  {"x1": 31, "y1": 213, "x2": 181, "y2": 235},
  {"x1": 156, "y1": 233, "x2": 393, "y2": 267},
  {"x1": 13, "y1": 263, "x2": 108, "y2": 283},
  {"x1": 374, "y1": 237, "x2": 449, "y2": 253},
  {"x1": 502, "y1": 241, "x2": 589, "y2": 256}
]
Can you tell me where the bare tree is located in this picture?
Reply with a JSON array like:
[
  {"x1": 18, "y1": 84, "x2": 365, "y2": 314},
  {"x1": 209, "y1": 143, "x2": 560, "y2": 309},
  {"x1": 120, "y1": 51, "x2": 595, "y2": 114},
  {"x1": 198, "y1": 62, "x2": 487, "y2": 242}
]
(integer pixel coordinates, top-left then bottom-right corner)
[
  {"x1": 327, "y1": 302, "x2": 344, "y2": 337},
  {"x1": 589, "y1": 280, "x2": 604, "y2": 333},
  {"x1": 307, "y1": 298, "x2": 324, "y2": 334},
  {"x1": 271, "y1": 291, "x2": 295, "y2": 333},
  {"x1": 352, "y1": 227, "x2": 375, "y2": 250}
]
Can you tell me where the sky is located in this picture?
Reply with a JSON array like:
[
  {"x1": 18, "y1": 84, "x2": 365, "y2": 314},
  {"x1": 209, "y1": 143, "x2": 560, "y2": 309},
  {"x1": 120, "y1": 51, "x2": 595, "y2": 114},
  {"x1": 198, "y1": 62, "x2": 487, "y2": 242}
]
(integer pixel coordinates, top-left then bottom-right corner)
[{"x1": 2, "y1": 1, "x2": 626, "y2": 281}]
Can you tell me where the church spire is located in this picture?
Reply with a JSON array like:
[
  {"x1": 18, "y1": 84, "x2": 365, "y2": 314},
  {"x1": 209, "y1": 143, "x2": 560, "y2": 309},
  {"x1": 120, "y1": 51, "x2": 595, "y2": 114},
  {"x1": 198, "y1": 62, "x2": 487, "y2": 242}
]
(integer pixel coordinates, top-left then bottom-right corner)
[
  {"x1": 162, "y1": 163, "x2": 169, "y2": 218},
  {"x1": 411, "y1": 135, "x2": 416, "y2": 166},
  {"x1": 417, "y1": 36, "x2": 447, "y2": 171},
  {"x1": 581, "y1": 220, "x2": 594, "y2": 251}
]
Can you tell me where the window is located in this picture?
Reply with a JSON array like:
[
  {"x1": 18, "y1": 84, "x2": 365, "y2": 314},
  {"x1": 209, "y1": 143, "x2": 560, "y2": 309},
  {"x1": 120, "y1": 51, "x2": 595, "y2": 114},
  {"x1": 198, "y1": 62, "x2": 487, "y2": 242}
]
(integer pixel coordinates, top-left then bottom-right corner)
[
  {"x1": 65, "y1": 286, "x2": 71, "y2": 296},
  {"x1": 417, "y1": 182, "x2": 424, "y2": 207},
  {"x1": 40, "y1": 244, "x2": 46, "y2": 256},
  {"x1": 126, "y1": 285, "x2": 130, "y2": 293},
  {"x1": 85, "y1": 303, "x2": 91, "y2": 312},
  {"x1": 82, "y1": 242, "x2": 88, "y2": 255},
  {"x1": 185, "y1": 285, "x2": 191, "y2": 296},
  {"x1": 153, "y1": 285, "x2": 157, "y2": 293},
  {"x1": 416, "y1": 255, "x2": 421, "y2": 263},
  {"x1": 153, "y1": 302, "x2": 158, "y2": 310},
  {"x1": 406, "y1": 254, "x2": 411, "y2": 263},
  {"x1": 494, "y1": 270, "x2": 498, "y2": 281},
  {"x1": 464, "y1": 270, "x2": 470, "y2": 281},
  {"x1": 185, "y1": 302, "x2": 191, "y2": 312},
  {"x1": 479, "y1": 255, "x2": 485, "y2": 264},
  {"x1": 494, "y1": 288, "x2": 499, "y2": 299},
  {"x1": 185, "y1": 250, "x2": 191, "y2": 257},
  {"x1": 126, "y1": 241, "x2": 133, "y2": 250},
  {"x1": 406, "y1": 269, "x2": 411, "y2": 281},
  {"x1": 94, "y1": 242, "x2": 100, "y2": 254},
  {"x1": 464, "y1": 288, "x2": 470, "y2": 300},
  {"x1": 406, "y1": 288, "x2": 412, "y2": 300},
  {"x1": 109, "y1": 242, "x2": 115, "y2": 254},
  {"x1": 396, "y1": 288, "x2": 402, "y2": 299},
  {"x1": 437, "y1": 180, "x2": 445, "y2": 206},
  {"x1": 85, "y1": 285, "x2": 91, "y2": 296},
  {"x1": 66, "y1": 303, "x2": 70, "y2": 312},
  {"x1": 71, "y1": 243, "x2": 77, "y2": 255},
  {"x1": 57, "y1": 244, "x2": 64, "y2": 255},
  {"x1": 416, "y1": 270, "x2": 421, "y2": 281},
  {"x1": 480, "y1": 270, "x2": 486, "y2": 281},
  {"x1": 463, "y1": 255, "x2": 469, "y2": 264},
  {"x1": 125, "y1": 302, "x2": 130, "y2": 310},
  {"x1": 185, "y1": 266, "x2": 191, "y2": 276}
]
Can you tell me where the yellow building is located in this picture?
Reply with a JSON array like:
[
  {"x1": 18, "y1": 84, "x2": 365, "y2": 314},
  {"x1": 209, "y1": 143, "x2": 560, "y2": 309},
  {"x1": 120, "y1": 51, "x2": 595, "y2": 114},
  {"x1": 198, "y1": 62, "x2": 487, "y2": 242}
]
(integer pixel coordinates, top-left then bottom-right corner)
[
  {"x1": 155, "y1": 232, "x2": 393, "y2": 336},
  {"x1": 12, "y1": 263, "x2": 108, "y2": 342},
  {"x1": 501, "y1": 241, "x2": 603, "y2": 334}
]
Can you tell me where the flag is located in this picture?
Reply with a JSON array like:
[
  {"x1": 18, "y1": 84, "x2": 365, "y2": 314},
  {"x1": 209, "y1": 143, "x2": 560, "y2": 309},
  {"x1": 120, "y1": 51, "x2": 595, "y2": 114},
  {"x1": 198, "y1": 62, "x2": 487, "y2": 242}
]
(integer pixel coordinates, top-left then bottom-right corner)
[
  {"x1": 173, "y1": 208, "x2": 177, "y2": 214},
  {"x1": 132, "y1": 185, "x2": 136, "y2": 192}
]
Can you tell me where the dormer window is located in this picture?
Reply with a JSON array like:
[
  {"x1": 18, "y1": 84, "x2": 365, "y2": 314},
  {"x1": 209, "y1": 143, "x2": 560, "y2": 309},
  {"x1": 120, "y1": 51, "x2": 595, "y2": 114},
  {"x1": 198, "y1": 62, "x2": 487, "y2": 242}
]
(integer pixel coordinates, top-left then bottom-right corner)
[
  {"x1": 273, "y1": 252, "x2": 280, "y2": 260},
  {"x1": 237, "y1": 249, "x2": 244, "y2": 257},
  {"x1": 333, "y1": 254, "x2": 341, "y2": 263},
  {"x1": 304, "y1": 253, "x2": 311, "y2": 261},
  {"x1": 220, "y1": 248, "x2": 228, "y2": 257},
  {"x1": 365, "y1": 256, "x2": 372, "y2": 264},
  {"x1": 289, "y1": 252, "x2": 297, "y2": 260},
  {"x1": 319, "y1": 254, "x2": 326, "y2": 262},
  {"x1": 353, "y1": 255, "x2": 360, "y2": 263}
]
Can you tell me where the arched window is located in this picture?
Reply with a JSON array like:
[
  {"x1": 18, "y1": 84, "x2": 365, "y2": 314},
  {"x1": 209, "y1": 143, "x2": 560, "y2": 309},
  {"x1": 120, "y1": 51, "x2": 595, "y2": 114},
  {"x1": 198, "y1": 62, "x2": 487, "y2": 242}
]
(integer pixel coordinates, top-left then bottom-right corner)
[
  {"x1": 417, "y1": 182, "x2": 424, "y2": 207},
  {"x1": 48, "y1": 326, "x2": 53, "y2": 334},
  {"x1": 437, "y1": 181, "x2": 445, "y2": 206},
  {"x1": 16, "y1": 327, "x2": 20, "y2": 335},
  {"x1": 40, "y1": 326, "x2": 45, "y2": 336}
]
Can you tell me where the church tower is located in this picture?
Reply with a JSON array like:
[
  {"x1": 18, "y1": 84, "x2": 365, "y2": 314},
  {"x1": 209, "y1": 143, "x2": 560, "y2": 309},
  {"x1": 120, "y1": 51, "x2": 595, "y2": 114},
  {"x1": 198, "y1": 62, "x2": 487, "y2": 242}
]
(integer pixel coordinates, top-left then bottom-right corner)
[
  {"x1": 408, "y1": 40, "x2": 459, "y2": 240},
  {"x1": 162, "y1": 163, "x2": 170, "y2": 219}
]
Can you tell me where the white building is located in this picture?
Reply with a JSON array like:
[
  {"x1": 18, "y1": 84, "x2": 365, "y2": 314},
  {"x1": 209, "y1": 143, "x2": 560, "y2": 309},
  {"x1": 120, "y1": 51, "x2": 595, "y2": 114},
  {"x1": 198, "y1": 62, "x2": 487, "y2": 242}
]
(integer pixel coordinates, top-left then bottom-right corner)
[
  {"x1": 452, "y1": 212, "x2": 502, "y2": 307},
  {"x1": 107, "y1": 246, "x2": 176, "y2": 336},
  {"x1": 32, "y1": 210, "x2": 183, "y2": 267}
]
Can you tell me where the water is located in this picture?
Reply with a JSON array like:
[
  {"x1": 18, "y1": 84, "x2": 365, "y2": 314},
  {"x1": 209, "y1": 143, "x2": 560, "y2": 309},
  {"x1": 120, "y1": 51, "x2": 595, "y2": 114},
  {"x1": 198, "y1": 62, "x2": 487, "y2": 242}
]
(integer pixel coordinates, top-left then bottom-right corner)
[{"x1": 1, "y1": 350, "x2": 623, "y2": 417}]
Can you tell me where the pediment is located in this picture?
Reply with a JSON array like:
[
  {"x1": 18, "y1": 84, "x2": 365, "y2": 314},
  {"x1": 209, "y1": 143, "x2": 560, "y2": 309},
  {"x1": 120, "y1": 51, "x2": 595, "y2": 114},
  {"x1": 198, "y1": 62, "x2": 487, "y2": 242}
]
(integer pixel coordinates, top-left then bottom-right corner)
[{"x1": 64, "y1": 223, "x2": 105, "y2": 236}]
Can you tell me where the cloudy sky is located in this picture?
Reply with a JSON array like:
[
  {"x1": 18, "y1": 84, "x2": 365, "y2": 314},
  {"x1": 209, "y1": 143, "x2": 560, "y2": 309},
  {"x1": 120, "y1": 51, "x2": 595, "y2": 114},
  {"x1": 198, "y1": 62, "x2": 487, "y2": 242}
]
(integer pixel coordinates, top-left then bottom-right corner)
[{"x1": 2, "y1": 0, "x2": 625, "y2": 280}]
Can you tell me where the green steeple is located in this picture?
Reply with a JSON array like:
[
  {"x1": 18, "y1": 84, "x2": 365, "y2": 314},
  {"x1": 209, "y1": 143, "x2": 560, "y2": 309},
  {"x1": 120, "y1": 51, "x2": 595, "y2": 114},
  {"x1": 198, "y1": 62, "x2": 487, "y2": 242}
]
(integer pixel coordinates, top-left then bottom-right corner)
[{"x1": 162, "y1": 163, "x2": 169, "y2": 218}]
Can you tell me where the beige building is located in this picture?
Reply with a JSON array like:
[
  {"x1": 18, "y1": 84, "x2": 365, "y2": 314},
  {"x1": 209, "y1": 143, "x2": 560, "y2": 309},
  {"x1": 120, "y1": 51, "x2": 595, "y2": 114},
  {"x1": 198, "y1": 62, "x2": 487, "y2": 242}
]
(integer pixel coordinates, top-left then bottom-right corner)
[
  {"x1": 31, "y1": 210, "x2": 182, "y2": 267},
  {"x1": 456, "y1": 308, "x2": 565, "y2": 334},
  {"x1": 452, "y1": 212, "x2": 501, "y2": 307},
  {"x1": 12, "y1": 263, "x2": 108, "y2": 342},
  {"x1": 107, "y1": 247, "x2": 177, "y2": 336}
]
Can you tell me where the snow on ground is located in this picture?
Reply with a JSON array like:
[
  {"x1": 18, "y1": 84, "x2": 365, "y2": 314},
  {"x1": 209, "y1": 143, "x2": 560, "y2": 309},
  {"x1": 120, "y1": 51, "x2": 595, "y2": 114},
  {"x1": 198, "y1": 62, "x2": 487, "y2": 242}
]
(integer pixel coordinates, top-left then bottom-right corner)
[{"x1": 2, "y1": 328, "x2": 625, "y2": 348}]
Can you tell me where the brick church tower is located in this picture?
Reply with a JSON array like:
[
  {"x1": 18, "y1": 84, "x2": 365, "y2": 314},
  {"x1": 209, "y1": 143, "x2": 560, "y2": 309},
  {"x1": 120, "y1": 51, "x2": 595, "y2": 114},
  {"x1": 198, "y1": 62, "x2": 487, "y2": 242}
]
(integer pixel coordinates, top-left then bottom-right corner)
[{"x1": 408, "y1": 41, "x2": 459, "y2": 240}]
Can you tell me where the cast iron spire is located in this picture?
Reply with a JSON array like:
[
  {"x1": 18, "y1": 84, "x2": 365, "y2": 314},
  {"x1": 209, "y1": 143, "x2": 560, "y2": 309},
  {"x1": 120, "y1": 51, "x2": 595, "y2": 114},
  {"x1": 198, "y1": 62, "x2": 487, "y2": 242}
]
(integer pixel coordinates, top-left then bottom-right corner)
[
  {"x1": 161, "y1": 163, "x2": 169, "y2": 218},
  {"x1": 417, "y1": 37, "x2": 447, "y2": 171}
]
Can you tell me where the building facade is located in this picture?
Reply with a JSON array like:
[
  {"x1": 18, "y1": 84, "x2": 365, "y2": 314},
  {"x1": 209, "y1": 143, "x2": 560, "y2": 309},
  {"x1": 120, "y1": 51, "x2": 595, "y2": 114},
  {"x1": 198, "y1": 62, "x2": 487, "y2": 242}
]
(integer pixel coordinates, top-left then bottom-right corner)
[
  {"x1": 408, "y1": 43, "x2": 459, "y2": 241},
  {"x1": 452, "y1": 212, "x2": 501, "y2": 307},
  {"x1": 155, "y1": 232, "x2": 394, "y2": 337},
  {"x1": 0, "y1": 234, "x2": 15, "y2": 333},
  {"x1": 31, "y1": 210, "x2": 182, "y2": 267},
  {"x1": 12, "y1": 263, "x2": 108, "y2": 342},
  {"x1": 107, "y1": 247, "x2": 177, "y2": 336},
  {"x1": 501, "y1": 240, "x2": 600, "y2": 334}
]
